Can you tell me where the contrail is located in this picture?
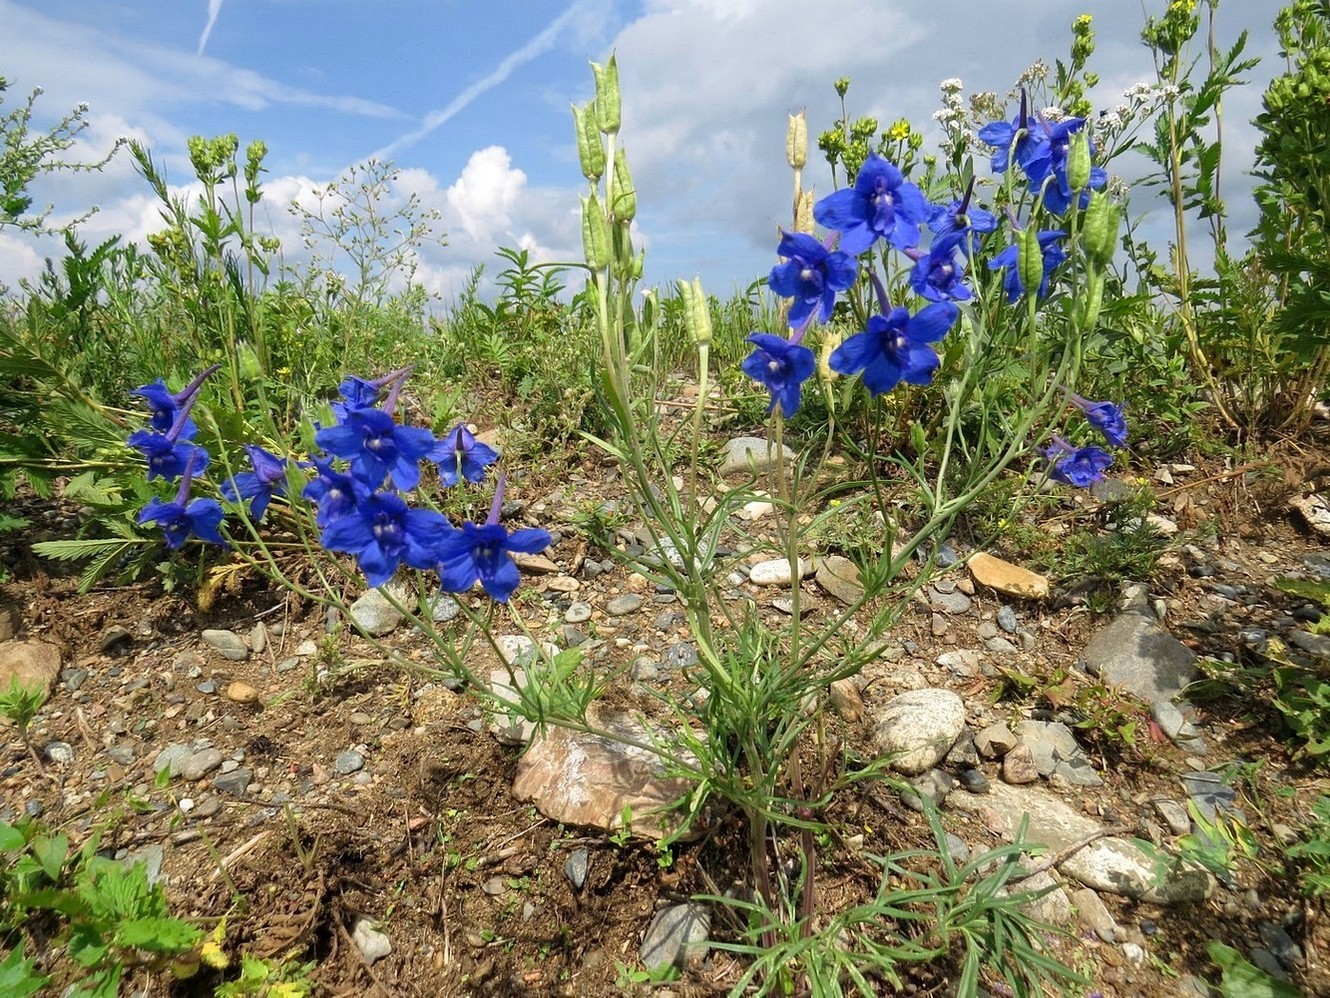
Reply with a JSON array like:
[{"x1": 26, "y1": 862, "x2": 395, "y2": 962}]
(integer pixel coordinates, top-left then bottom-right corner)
[
  {"x1": 369, "y1": 0, "x2": 592, "y2": 161},
  {"x1": 197, "y1": 0, "x2": 224, "y2": 56}
]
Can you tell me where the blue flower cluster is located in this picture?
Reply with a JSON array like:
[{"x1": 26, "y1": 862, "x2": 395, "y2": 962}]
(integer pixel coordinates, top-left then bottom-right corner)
[
  {"x1": 1043, "y1": 392, "x2": 1129, "y2": 488},
  {"x1": 130, "y1": 366, "x2": 548, "y2": 603},
  {"x1": 977, "y1": 92, "x2": 1107, "y2": 215}
]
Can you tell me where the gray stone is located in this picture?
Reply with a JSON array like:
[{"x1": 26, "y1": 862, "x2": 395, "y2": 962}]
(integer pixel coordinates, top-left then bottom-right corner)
[
  {"x1": 607, "y1": 594, "x2": 642, "y2": 616},
  {"x1": 61, "y1": 668, "x2": 89, "y2": 691},
  {"x1": 1071, "y1": 886, "x2": 1118, "y2": 942},
  {"x1": 958, "y1": 769, "x2": 991, "y2": 794},
  {"x1": 565, "y1": 602, "x2": 592, "y2": 624},
  {"x1": 630, "y1": 657, "x2": 659, "y2": 682},
  {"x1": 929, "y1": 586, "x2": 972, "y2": 615},
  {"x1": 640, "y1": 902, "x2": 710, "y2": 971},
  {"x1": 44, "y1": 741, "x2": 75, "y2": 765},
  {"x1": 1181, "y1": 771, "x2": 1239, "y2": 823},
  {"x1": 153, "y1": 743, "x2": 192, "y2": 776},
  {"x1": 1154, "y1": 799, "x2": 1192, "y2": 836},
  {"x1": 564, "y1": 848, "x2": 590, "y2": 890},
  {"x1": 1152, "y1": 700, "x2": 1208, "y2": 753},
  {"x1": 1015, "y1": 720, "x2": 1102, "y2": 786},
  {"x1": 429, "y1": 595, "x2": 460, "y2": 624},
  {"x1": 1001, "y1": 744, "x2": 1040, "y2": 784},
  {"x1": 1080, "y1": 612, "x2": 1196, "y2": 704},
  {"x1": 351, "y1": 919, "x2": 392, "y2": 965},
  {"x1": 997, "y1": 605, "x2": 1020, "y2": 634},
  {"x1": 664, "y1": 644, "x2": 698, "y2": 669},
  {"x1": 333, "y1": 750, "x2": 365, "y2": 775},
  {"x1": 105, "y1": 744, "x2": 136, "y2": 766},
  {"x1": 1259, "y1": 922, "x2": 1303, "y2": 970},
  {"x1": 871, "y1": 688, "x2": 966, "y2": 775},
  {"x1": 719, "y1": 436, "x2": 795, "y2": 476},
  {"x1": 122, "y1": 844, "x2": 165, "y2": 887},
  {"x1": 350, "y1": 587, "x2": 405, "y2": 637},
  {"x1": 212, "y1": 768, "x2": 252, "y2": 795},
  {"x1": 1289, "y1": 630, "x2": 1330, "y2": 660},
  {"x1": 1009, "y1": 870, "x2": 1074, "y2": 927},
  {"x1": 181, "y1": 748, "x2": 224, "y2": 781},
  {"x1": 902, "y1": 769, "x2": 955, "y2": 812},
  {"x1": 201, "y1": 629, "x2": 249, "y2": 661},
  {"x1": 974, "y1": 723, "x2": 1019, "y2": 759},
  {"x1": 948, "y1": 783, "x2": 1213, "y2": 903}
]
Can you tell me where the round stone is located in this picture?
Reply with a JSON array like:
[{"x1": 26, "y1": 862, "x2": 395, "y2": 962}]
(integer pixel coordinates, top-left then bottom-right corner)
[
  {"x1": 606, "y1": 595, "x2": 642, "y2": 616},
  {"x1": 565, "y1": 602, "x2": 592, "y2": 624}
]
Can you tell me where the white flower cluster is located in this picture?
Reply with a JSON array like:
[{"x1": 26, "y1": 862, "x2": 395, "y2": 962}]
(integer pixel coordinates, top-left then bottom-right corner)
[
  {"x1": 1091, "y1": 80, "x2": 1176, "y2": 147},
  {"x1": 933, "y1": 77, "x2": 974, "y2": 154}
]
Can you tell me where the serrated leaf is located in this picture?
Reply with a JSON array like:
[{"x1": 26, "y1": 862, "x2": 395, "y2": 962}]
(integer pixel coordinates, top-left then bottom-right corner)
[
  {"x1": 115, "y1": 915, "x2": 204, "y2": 953},
  {"x1": 31, "y1": 538, "x2": 140, "y2": 563},
  {"x1": 0, "y1": 513, "x2": 29, "y2": 532},
  {"x1": 0, "y1": 944, "x2": 50, "y2": 998}
]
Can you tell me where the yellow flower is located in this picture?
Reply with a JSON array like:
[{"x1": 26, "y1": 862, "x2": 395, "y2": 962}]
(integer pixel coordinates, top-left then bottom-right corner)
[{"x1": 888, "y1": 119, "x2": 912, "y2": 142}]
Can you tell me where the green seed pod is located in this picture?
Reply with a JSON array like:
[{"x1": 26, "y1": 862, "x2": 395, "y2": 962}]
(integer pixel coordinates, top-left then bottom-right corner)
[
  {"x1": 641, "y1": 289, "x2": 658, "y2": 332},
  {"x1": 610, "y1": 148, "x2": 636, "y2": 221},
  {"x1": 678, "y1": 277, "x2": 712, "y2": 347},
  {"x1": 581, "y1": 193, "x2": 610, "y2": 269},
  {"x1": 1077, "y1": 272, "x2": 1105, "y2": 330},
  {"x1": 573, "y1": 102, "x2": 605, "y2": 181},
  {"x1": 1081, "y1": 190, "x2": 1120, "y2": 268},
  {"x1": 786, "y1": 111, "x2": 807, "y2": 171},
  {"x1": 1017, "y1": 226, "x2": 1044, "y2": 299},
  {"x1": 1066, "y1": 130, "x2": 1092, "y2": 193},
  {"x1": 592, "y1": 55, "x2": 621, "y2": 134},
  {"x1": 611, "y1": 220, "x2": 635, "y2": 280}
]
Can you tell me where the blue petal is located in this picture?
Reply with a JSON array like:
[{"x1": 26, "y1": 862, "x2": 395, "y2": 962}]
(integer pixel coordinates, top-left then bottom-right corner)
[
  {"x1": 479, "y1": 555, "x2": 521, "y2": 602},
  {"x1": 813, "y1": 188, "x2": 865, "y2": 234},
  {"x1": 905, "y1": 302, "x2": 959, "y2": 344},
  {"x1": 829, "y1": 330, "x2": 878, "y2": 376}
]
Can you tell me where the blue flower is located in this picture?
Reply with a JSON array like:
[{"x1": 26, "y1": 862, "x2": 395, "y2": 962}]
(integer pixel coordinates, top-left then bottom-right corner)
[
  {"x1": 741, "y1": 333, "x2": 817, "y2": 417},
  {"x1": 908, "y1": 234, "x2": 972, "y2": 303},
  {"x1": 302, "y1": 458, "x2": 370, "y2": 527},
  {"x1": 319, "y1": 490, "x2": 455, "y2": 589},
  {"x1": 829, "y1": 302, "x2": 959, "y2": 396},
  {"x1": 128, "y1": 430, "x2": 211, "y2": 482},
  {"x1": 977, "y1": 92, "x2": 1043, "y2": 175},
  {"x1": 434, "y1": 475, "x2": 552, "y2": 602},
  {"x1": 331, "y1": 367, "x2": 412, "y2": 421},
  {"x1": 431, "y1": 424, "x2": 500, "y2": 487},
  {"x1": 927, "y1": 187, "x2": 997, "y2": 257},
  {"x1": 1044, "y1": 438, "x2": 1114, "y2": 488},
  {"x1": 221, "y1": 444, "x2": 291, "y2": 521},
  {"x1": 315, "y1": 407, "x2": 437, "y2": 491},
  {"x1": 989, "y1": 230, "x2": 1067, "y2": 302},
  {"x1": 768, "y1": 231, "x2": 858, "y2": 328},
  {"x1": 1067, "y1": 394, "x2": 1129, "y2": 448},
  {"x1": 813, "y1": 153, "x2": 931, "y2": 255},
  {"x1": 137, "y1": 454, "x2": 226, "y2": 549},
  {"x1": 1025, "y1": 117, "x2": 1107, "y2": 214},
  {"x1": 129, "y1": 364, "x2": 219, "y2": 436}
]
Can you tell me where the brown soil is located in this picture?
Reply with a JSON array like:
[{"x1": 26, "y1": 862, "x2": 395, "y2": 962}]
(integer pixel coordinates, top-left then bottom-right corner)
[{"x1": 4, "y1": 437, "x2": 1330, "y2": 997}]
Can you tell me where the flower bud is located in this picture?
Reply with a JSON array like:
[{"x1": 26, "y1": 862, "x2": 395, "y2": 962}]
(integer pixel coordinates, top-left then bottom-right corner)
[
  {"x1": 1081, "y1": 190, "x2": 1119, "y2": 268},
  {"x1": 1017, "y1": 227, "x2": 1044, "y2": 299},
  {"x1": 786, "y1": 111, "x2": 807, "y2": 171},
  {"x1": 1066, "y1": 130, "x2": 1092, "y2": 193},
  {"x1": 610, "y1": 148, "x2": 636, "y2": 221},
  {"x1": 581, "y1": 193, "x2": 610, "y2": 269},
  {"x1": 678, "y1": 278, "x2": 712, "y2": 347},
  {"x1": 573, "y1": 102, "x2": 605, "y2": 181},
  {"x1": 592, "y1": 55, "x2": 621, "y2": 134}
]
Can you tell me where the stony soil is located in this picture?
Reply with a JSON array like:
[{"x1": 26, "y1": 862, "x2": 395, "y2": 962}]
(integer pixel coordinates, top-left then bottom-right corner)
[{"x1": 3, "y1": 429, "x2": 1330, "y2": 997}]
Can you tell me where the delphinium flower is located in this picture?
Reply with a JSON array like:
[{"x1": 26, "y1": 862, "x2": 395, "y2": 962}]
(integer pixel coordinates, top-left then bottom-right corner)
[
  {"x1": 1065, "y1": 392, "x2": 1128, "y2": 448},
  {"x1": 128, "y1": 398, "x2": 212, "y2": 482},
  {"x1": 301, "y1": 458, "x2": 370, "y2": 527},
  {"x1": 431, "y1": 424, "x2": 500, "y2": 487},
  {"x1": 319, "y1": 489, "x2": 455, "y2": 589},
  {"x1": 812, "y1": 152, "x2": 931, "y2": 254},
  {"x1": 906, "y1": 233, "x2": 972, "y2": 303},
  {"x1": 767, "y1": 231, "x2": 858, "y2": 328},
  {"x1": 331, "y1": 366, "x2": 412, "y2": 421},
  {"x1": 977, "y1": 90, "x2": 1045, "y2": 176},
  {"x1": 989, "y1": 229, "x2": 1067, "y2": 302},
  {"x1": 741, "y1": 332, "x2": 816, "y2": 417},
  {"x1": 1043, "y1": 437, "x2": 1114, "y2": 487},
  {"x1": 927, "y1": 178, "x2": 998, "y2": 255},
  {"x1": 435, "y1": 475, "x2": 552, "y2": 603},
  {"x1": 315, "y1": 406, "x2": 437, "y2": 491},
  {"x1": 137, "y1": 453, "x2": 226, "y2": 549},
  {"x1": 829, "y1": 298, "x2": 960, "y2": 396},
  {"x1": 220, "y1": 444, "x2": 292, "y2": 521},
  {"x1": 129, "y1": 364, "x2": 219, "y2": 435},
  {"x1": 1024, "y1": 116, "x2": 1107, "y2": 214}
]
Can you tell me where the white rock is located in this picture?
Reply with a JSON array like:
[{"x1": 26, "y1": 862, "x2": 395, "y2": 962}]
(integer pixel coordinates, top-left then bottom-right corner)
[
  {"x1": 748, "y1": 557, "x2": 811, "y2": 587},
  {"x1": 872, "y1": 689, "x2": 966, "y2": 775}
]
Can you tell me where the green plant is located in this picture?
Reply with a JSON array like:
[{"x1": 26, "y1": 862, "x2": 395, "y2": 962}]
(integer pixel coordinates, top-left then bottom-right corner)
[
  {"x1": 215, "y1": 953, "x2": 315, "y2": 997},
  {"x1": 0, "y1": 818, "x2": 204, "y2": 995},
  {"x1": 0, "y1": 675, "x2": 46, "y2": 772},
  {"x1": 1286, "y1": 794, "x2": 1330, "y2": 897},
  {"x1": 1207, "y1": 941, "x2": 1300, "y2": 997}
]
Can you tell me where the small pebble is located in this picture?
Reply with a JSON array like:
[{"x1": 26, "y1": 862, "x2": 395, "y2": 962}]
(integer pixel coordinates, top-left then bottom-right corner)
[{"x1": 334, "y1": 750, "x2": 366, "y2": 775}]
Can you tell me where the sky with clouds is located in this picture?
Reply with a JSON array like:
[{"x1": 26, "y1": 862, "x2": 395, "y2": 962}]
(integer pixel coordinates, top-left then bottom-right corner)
[{"x1": 0, "y1": 0, "x2": 1289, "y2": 303}]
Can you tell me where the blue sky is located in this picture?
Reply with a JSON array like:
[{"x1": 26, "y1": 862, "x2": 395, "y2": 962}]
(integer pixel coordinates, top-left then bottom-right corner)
[{"x1": 1, "y1": 0, "x2": 1288, "y2": 303}]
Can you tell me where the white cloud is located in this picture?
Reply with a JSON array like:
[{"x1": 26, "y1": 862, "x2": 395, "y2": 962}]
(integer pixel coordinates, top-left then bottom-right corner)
[{"x1": 446, "y1": 147, "x2": 526, "y2": 243}]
